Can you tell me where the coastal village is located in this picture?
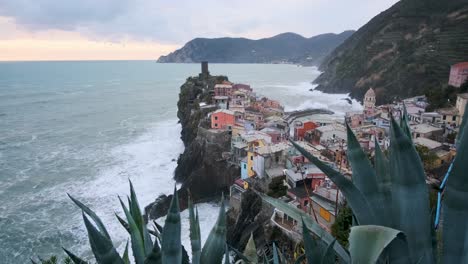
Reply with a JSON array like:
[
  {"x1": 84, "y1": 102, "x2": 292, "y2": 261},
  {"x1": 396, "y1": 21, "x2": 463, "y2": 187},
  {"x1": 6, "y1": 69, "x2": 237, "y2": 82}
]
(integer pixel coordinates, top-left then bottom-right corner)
[{"x1": 195, "y1": 61, "x2": 468, "y2": 241}]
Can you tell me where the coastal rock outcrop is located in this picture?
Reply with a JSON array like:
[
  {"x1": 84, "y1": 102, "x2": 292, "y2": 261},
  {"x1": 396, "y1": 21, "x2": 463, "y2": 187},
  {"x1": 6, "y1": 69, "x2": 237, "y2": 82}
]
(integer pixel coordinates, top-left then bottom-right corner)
[{"x1": 145, "y1": 74, "x2": 239, "y2": 220}]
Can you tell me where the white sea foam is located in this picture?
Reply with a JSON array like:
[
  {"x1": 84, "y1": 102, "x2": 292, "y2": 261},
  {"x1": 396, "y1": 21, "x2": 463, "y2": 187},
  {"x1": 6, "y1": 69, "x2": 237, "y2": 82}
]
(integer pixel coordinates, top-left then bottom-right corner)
[{"x1": 66, "y1": 118, "x2": 220, "y2": 257}]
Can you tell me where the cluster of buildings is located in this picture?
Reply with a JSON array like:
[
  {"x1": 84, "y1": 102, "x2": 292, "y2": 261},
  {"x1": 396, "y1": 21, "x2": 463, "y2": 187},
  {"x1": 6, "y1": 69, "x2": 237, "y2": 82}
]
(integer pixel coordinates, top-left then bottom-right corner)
[
  {"x1": 203, "y1": 81, "x2": 349, "y2": 232},
  {"x1": 200, "y1": 61, "x2": 468, "y2": 241}
]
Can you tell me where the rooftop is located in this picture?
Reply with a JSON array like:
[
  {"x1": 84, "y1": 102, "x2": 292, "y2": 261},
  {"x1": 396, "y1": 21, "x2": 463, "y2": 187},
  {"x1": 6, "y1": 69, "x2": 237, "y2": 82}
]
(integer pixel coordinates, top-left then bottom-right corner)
[
  {"x1": 214, "y1": 84, "x2": 232, "y2": 88},
  {"x1": 414, "y1": 137, "x2": 442, "y2": 150},
  {"x1": 458, "y1": 93, "x2": 468, "y2": 99},
  {"x1": 437, "y1": 107, "x2": 459, "y2": 116},
  {"x1": 213, "y1": 109, "x2": 235, "y2": 115},
  {"x1": 213, "y1": 95, "x2": 229, "y2": 100},
  {"x1": 256, "y1": 142, "x2": 291, "y2": 155},
  {"x1": 411, "y1": 123, "x2": 443, "y2": 134}
]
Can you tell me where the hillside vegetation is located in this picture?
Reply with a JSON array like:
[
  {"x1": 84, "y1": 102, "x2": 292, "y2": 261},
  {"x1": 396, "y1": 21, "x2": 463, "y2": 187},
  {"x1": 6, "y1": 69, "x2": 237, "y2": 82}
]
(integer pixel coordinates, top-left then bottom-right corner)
[
  {"x1": 314, "y1": 0, "x2": 468, "y2": 105},
  {"x1": 157, "y1": 31, "x2": 354, "y2": 66}
]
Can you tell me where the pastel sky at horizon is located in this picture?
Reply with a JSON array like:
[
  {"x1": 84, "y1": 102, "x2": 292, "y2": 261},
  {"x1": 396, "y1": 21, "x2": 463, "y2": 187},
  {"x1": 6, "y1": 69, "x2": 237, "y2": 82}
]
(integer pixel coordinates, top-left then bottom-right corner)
[{"x1": 0, "y1": 0, "x2": 400, "y2": 61}]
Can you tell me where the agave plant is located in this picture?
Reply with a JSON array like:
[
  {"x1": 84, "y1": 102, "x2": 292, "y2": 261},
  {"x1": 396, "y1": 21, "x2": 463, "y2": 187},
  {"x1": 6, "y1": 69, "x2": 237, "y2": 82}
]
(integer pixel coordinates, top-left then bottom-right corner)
[
  {"x1": 63, "y1": 182, "x2": 228, "y2": 264},
  {"x1": 264, "y1": 105, "x2": 468, "y2": 263}
]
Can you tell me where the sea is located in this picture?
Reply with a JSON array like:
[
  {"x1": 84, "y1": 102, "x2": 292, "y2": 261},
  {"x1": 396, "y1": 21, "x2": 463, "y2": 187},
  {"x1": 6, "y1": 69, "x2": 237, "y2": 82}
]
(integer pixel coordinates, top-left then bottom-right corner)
[{"x1": 0, "y1": 61, "x2": 362, "y2": 263}]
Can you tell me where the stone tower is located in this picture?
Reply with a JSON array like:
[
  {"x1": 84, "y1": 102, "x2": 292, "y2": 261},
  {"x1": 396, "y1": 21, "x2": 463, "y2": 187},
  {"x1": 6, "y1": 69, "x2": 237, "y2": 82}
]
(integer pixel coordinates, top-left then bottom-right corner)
[
  {"x1": 201, "y1": 61, "x2": 209, "y2": 78},
  {"x1": 364, "y1": 88, "x2": 376, "y2": 109}
]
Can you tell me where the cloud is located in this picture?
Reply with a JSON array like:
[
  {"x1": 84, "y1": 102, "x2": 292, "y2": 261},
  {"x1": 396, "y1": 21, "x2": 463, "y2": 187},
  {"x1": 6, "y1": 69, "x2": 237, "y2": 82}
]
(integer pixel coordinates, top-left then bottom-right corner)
[{"x1": 0, "y1": 0, "x2": 400, "y2": 44}]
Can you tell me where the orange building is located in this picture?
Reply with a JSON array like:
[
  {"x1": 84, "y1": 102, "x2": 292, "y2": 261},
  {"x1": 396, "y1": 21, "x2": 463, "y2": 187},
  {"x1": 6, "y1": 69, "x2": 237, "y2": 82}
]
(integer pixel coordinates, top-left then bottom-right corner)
[
  {"x1": 211, "y1": 109, "x2": 235, "y2": 129},
  {"x1": 294, "y1": 121, "x2": 318, "y2": 141},
  {"x1": 449, "y1": 62, "x2": 468, "y2": 87}
]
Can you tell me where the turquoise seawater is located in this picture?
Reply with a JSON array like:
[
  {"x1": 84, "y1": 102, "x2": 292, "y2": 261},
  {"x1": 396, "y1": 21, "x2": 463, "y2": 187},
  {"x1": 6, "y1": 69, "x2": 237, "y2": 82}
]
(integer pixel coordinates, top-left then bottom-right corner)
[{"x1": 0, "y1": 61, "x2": 360, "y2": 263}]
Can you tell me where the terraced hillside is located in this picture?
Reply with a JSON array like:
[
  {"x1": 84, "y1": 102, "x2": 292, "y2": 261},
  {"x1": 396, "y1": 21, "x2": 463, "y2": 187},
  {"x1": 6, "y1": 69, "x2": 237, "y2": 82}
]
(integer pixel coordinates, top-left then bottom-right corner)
[{"x1": 314, "y1": 0, "x2": 468, "y2": 105}]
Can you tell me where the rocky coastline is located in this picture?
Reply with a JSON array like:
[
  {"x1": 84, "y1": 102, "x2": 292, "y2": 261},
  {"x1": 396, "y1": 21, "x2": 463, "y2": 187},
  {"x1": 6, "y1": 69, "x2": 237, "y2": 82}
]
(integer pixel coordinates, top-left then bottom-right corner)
[{"x1": 145, "y1": 72, "x2": 239, "y2": 220}]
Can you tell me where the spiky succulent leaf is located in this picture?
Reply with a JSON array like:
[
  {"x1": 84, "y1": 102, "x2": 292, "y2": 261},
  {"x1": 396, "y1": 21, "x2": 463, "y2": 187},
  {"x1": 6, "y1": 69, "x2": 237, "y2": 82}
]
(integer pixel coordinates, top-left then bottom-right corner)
[
  {"x1": 128, "y1": 180, "x2": 154, "y2": 255},
  {"x1": 346, "y1": 123, "x2": 385, "y2": 224},
  {"x1": 144, "y1": 239, "x2": 162, "y2": 264},
  {"x1": 272, "y1": 243, "x2": 280, "y2": 264},
  {"x1": 161, "y1": 187, "x2": 182, "y2": 264},
  {"x1": 122, "y1": 241, "x2": 130, "y2": 264},
  {"x1": 201, "y1": 196, "x2": 227, "y2": 264},
  {"x1": 293, "y1": 254, "x2": 305, "y2": 264},
  {"x1": 290, "y1": 140, "x2": 376, "y2": 225},
  {"x1": 320, "y1": 239, "x2": 336, "y2": 264},
  {"x1": 388, "y1": 117, "x2": 433, "y2": 263},
  {"x1": 260, "y1": 194, "x2": 350, "y2": 263},
  {"x1": 349, "y1": 225, "x2": 406, "y2": 264},
  {"x1": 224, "y1": 244, "x2": 230, "y2": 264},
  {"x1": 243, "y1": 233, "x2": 258, "y2": 263},
  {"x1": 301, "y1": 218, "x2": 322, "y2": 264},
  {"x1": 62, "y1": 248, "x2": 88, "y2": 264},
  {"x1": 188, "y1": 198, "x2": 201, "y2": 264},
  {"x1": 442, "y1": 109, "x2": 468, "y2": 263},
  {"x1": 82, "y1": 213, "x2": 124, "y2": 264},
  {"x1": 119, "y1": 197, "x2": 146, "y2": 264},
  {"x1": 374, "y1": 138, "x2": 391, "y2": 207},
  {"x1": 68, "y1": 194, "x2": 111, "y2": 239},
  {"x1": 400, "y1": 104, "x2": 412, "y2": 142}
]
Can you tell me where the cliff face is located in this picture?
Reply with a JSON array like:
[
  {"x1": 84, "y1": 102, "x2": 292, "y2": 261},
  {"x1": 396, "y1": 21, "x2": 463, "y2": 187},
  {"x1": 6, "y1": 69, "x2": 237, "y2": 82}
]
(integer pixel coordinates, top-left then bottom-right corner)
[
  {"x1": 145, "y1": 74, "x2": 239, "y2": 220},
  {"x1": 157, "y1": 31, "x2": 355, "y2": 66},
  {"x1": 314, "y1": 0, "x2": 468, "y2": 105}
]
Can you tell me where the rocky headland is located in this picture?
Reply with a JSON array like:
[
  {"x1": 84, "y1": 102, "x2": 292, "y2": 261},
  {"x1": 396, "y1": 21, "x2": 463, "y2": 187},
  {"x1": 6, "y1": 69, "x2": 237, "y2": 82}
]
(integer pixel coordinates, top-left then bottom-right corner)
[{"x1": 145, "y1": 73, "x2": 239, "y2": 220}]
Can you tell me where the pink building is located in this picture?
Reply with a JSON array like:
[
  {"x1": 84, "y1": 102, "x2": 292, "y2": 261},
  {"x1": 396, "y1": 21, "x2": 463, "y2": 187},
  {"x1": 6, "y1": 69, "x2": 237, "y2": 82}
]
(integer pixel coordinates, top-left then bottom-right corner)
[
  {"x1": 449, "y1": 62, "x2": 468, "y2": 87},
  {"x1": 211, "y1": 109, "x2": 235, "y2": 129}
]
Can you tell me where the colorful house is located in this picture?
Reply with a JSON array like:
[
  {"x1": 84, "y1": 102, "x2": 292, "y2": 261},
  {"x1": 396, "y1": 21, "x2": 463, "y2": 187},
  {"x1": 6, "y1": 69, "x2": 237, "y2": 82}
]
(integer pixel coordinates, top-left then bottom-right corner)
[
  {"x1": 240, "y1": 157, "x2": 248, "y2": 179},
  {"x1": 294, "y1": 120, "x2": 318, "y2": 141},
  {"x1": 214, "y1": 84, "x2": 233, "y2": 97},
  {"x1": 211, "y1": 109, "x2": 235, "y2": 129},
  {"x1": 449, "y1": 62, "x2": 468, "y2": 87}
]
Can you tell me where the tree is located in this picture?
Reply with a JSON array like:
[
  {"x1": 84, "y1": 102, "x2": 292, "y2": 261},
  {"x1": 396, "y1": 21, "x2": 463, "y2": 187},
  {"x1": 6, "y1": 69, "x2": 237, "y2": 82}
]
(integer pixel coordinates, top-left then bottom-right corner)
[
  {"x1": 415, "y1": 145, "x2": 439, "y2": 170},
  {"x1": 267, "y1": 175, "x2": 288, "y2": 198},
  {"x1": 331, "y1": 204, "x2": 353, "y2": 248}
]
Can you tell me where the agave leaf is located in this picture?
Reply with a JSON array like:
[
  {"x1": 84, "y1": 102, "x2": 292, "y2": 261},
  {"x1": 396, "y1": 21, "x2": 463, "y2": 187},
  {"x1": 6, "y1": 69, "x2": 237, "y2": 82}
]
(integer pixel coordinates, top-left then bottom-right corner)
[
  {"x1": 82, "y1": 213, "x2": 124, "y2": 264},
  {"x1": 161, "y1": 187, "x2": 182, "y2": 264},
  {"x1": 349, "y1": 225, "x2": 406, "y2": 264},
  {"x1": 144, "y1": 238, "x2": 162, "y2": 264},
  {"x1": 122, "y1": 241, "x2": 130, "y2": 264},
  {"x1": 374, "y1": 138, "x2": 391, "y2": 198},
  {"x1": 388, "y1": 117, "x2": 433, "y2": 263},
  {"x1": 68, "y1": 194, "x2": 111, "y2": 239},
  {"x1": 30, "y1": 259, "x2": 39, "y2": 264},
  {"x1": 224, "y1": 243, "x2": 230, "y2": 264},
  {"x1": 320, "y1": 239, "x2": 336, "y2": 264},
  {"x1": 442, "y1": 110, "x2": 468, "y2": 263},
  {"x1": 400, "y1": 104, "x2": 412, "y2": 142},
  {"x1": 119, "y1": 197, "x2": 146, "y2": 264},
  {"x1": 228, "y1": 244, "x2": 252, "y2": 263},
  {"x1": 346, "y1": 123, "x2": 385, "y2": 224},
  {"x1": 128, "y1": 180, "x2": 154, "y2": 255},
  {"x1": 293, "y1": 254, "x2": 305, "y2": 264},
  {"x1": 201, "y1": 196, "x2": 227, "y2": 264},
  {"x1": 243, "y1": 233, "x2": 258, "y2": 263},
  {"x1": 260, "y1": 193, "x2": 350, "y2": 263},
  {"x1": 272, "y1": 243, "x2": 280, "y2": 264},
  {"x1": 62, "y1": 248, "x2": 88, "y2": 264},
  {"x1": 189, "y1": 198, "x2": 201, "y2": 264},
  {"x1": 290, "y1": 140, "x2": 376, "y2": 225},
  {"x1": 301, "y1": 218, "x2": 321, "y2": 264}
]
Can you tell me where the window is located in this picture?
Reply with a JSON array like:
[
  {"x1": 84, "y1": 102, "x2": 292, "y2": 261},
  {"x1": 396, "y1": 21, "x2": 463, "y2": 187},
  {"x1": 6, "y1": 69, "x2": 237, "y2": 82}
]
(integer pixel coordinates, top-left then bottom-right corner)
[
  {"x1": 243, "y1": 164, "x2": 246, "y2": 169},
  {"x1": 215, "y1": 123, "x2": 218, "y2": 127},
  {"x1": 214, "y1": 116, "x2": 218, "y2": 120},
  {"x1": 443, "y1": 115, "x2": 447, "y2": 120},
  {"x1": 416, "y1": 133, "x2": 420, "y2": 138},
  {"x1": 452, "y1": 116, "x2": 456, "y2": 121},
  {"x1": 250, "y1": 156, "x2": 253, "y2": 161}
]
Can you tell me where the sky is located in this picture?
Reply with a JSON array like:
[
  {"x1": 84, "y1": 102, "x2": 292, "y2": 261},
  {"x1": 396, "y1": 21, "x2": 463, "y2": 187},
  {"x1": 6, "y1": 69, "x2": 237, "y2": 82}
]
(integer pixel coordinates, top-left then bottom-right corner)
[{"x1": 0, "y1": 0, "x2": 400, "y2": 61}]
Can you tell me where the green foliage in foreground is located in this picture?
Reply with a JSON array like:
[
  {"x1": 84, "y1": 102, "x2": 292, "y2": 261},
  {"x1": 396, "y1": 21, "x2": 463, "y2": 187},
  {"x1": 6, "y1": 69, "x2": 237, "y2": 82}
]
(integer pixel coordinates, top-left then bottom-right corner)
[
  {"x1": 331, "y1": 204, "x2": 353, "y2": 248},
  {"x1": 41, "y1": 107, "x2": 468, "y2": 263}
]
